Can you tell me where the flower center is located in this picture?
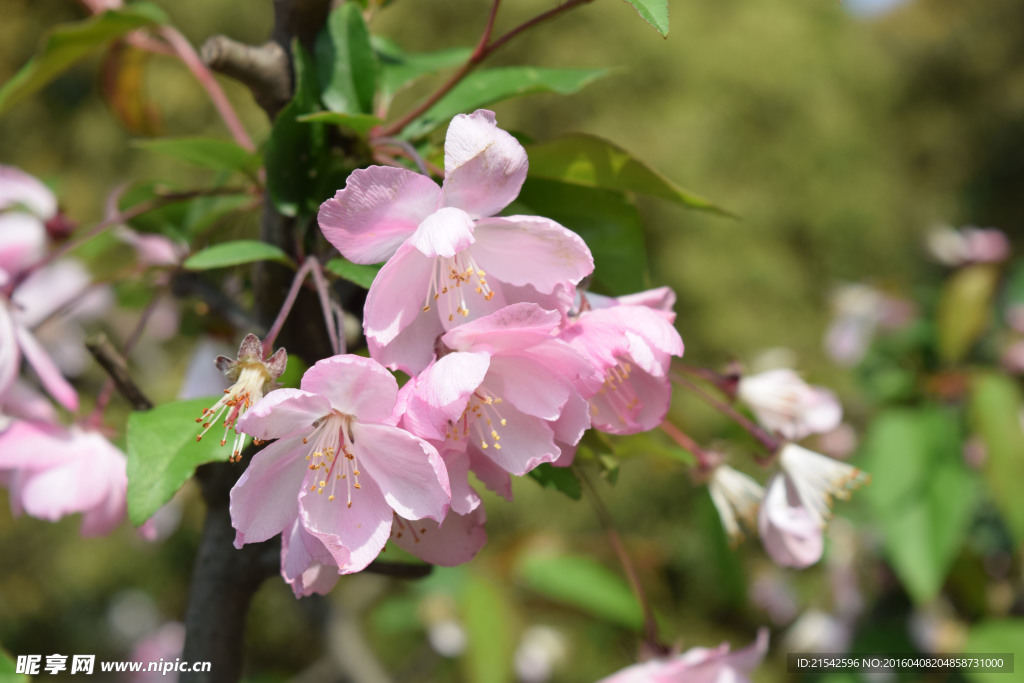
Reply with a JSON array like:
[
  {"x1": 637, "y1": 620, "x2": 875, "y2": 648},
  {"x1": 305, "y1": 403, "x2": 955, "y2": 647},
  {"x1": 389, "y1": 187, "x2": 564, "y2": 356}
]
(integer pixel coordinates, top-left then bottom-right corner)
[
  {"x1": 421, "y1": 252, "x2": 494, "y2": 322},
  {"x1": 195, "y1": 362, "x2": 271, "y2": 462},
  {"x1": 591, "y1": 359, "x2": 640, "y2": 425},
  {"x1": 303, "y1": 413, "x2": 362, "y2": 508},
  {"x1": 447, "y1": 386, "x2": 507, "y2": 452}
]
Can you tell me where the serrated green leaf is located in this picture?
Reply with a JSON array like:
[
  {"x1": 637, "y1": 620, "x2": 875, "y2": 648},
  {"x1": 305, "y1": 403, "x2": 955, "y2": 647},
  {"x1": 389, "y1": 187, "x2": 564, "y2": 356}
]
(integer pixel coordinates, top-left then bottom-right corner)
[
  {"x1": 969, "y1": 373, "x2": 1024, "y2": 548},
  {"x1": 859, "y1": 407, "x2": 980, "y2": 603},
  {"x1": 126, "y1": 397, "x2": 232, "y2": 525},
  {"x1": 516, "y1": 178, "x2": 647, "y2": 294},
  {"x1": 132, "y1": 137, "x2": 260, "y2": 177},
  {"x1": 622, "y1": 0, "x2": 670, "y2": 37},
  {"x1": 324, "y1": 257, "x2": 382, "y2": 289},
  {"x1": 937, "y1": 264, "x2": 999, "y2": 364},
  {"x1": 315, "y1": 2, "x2": 377, "y2": 115},
  {"x1": 0, "y1": 3, "x2": 168, "y2": 114},
  {"x1": 373, "y1": 37, "x2": 471, "y2": 100},
  {"x1": 402, "y1": 67, "x2": 607, "y2": 139},
  {"x1": 184, "y1": 240, "x2": 294, "y2": 270},
  {"x1": 516, "y1": 553, "x2": 643, "y2": 629},
  {"x1": 297, "y1": 112, "x2": 381, "y2": 135},
  {"x1": 527, "y1": 463, "x2": 582, "y2": 500},
  {"x1": 461, "y1": 576, "x2": 515, "y2": 683},
  {"x1": 527, "y1": 133, "x2": 729, "y2": 215}
]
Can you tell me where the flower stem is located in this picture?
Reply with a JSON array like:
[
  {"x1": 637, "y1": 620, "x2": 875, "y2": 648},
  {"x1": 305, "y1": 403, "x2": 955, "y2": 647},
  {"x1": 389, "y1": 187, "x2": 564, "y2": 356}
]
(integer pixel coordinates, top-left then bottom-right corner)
[
  {"x1": 576, "y1": 464, "x2": 665, "y2": 655},
  {"x1": 670, "y1": 371, "x2": 781, "y2": 454},
  {"x1": 659, "y1": 420, "x2": 715, "y2": 470},
  {"x1": 376, "y1": 0, "x2": 593, "y2": 138},
  {"x1": 261, "y1": 257, "x2": 340, "y2": 357}
]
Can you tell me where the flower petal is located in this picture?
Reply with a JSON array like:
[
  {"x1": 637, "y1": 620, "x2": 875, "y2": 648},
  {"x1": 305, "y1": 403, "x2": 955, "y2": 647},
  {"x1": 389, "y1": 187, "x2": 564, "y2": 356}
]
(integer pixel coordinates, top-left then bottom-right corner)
[
  {"x1": 235, "y1": 388, "x2": 329, "y2": 440},
  {"x1": 13, "y1": 321, "x2": 78, "y2": 411},
  {"x1": 0, "y1": 213, "x2": 46, "y2": 277},
  {"x1": 0, "y1": 165, "x2": 57, "y2": 218},
  {"x1": 391, "y1": 506, "x2": 487, "y2": 566},
  {"x1": 442, "y1": 110, "x2": 528, "y2": 219},
  {"x1": 300, "y1": 474, "x2": 393, "y2": 574},
  {"x1": 352, "y1": 421, "x2": 450, "y2": 522},
  {"x1": 0, "y1": 305, "x2": 19, "y2": 398},
  {"x1": 407, "y1": 206, "x2": 475, "y2": 258},
  {"x1": 318, "y1": 165, "x2": 441, "y2": 264},
  {"x1": 471, "y1": 401, "x2": 559, "y2": 476},
  {"x1": 300, "y1": 355, "x2": 398, "y2": 424},
  {"x1": 229, "y1": 436, "x2": 307, "y2": 546},
  {"x1": 758, "y1": 475, "x2": 824, "y2": 569},
  {"x1": 281, "y1": 519, "x2": 343, "y2": 597},
  {"x1": 364, "y1": 243, "x2": 447, "y2": 374},
  {"x1": 402, "y1": 352, "x2": 491, "y2": 441},
  {"x1": 471, "y1": 216, "x2": 593, "y2": 293}
]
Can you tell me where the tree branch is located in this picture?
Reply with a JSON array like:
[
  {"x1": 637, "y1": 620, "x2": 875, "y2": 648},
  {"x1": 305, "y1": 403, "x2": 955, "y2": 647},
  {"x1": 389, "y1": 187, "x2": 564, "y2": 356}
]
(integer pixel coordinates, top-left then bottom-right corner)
[{"x1": 85, "y1": 333, "x2": 153, "y2": 411}]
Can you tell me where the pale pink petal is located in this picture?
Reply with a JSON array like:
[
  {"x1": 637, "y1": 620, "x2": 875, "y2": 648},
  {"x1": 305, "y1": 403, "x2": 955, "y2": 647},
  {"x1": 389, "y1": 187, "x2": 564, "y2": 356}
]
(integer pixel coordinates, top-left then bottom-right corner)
[
  {"x1": 391, "y1": 506, "x2": 487, "y2": 566},
  {"x1": 281, "y1": 519, "x2": 343, "y2": 597},
  {"x1": 0, "y1": 379, "x2": 58, "y2": 425},
  {"x1": 13, "y1": 322, "x2": 78, "y2": 411},
  {"x1": 229, "y1": 436, "x2": 308, "y2": 546},
  {"x1": 472, "y1": 401, "x2": 559, "y2": 476},
  {"x1": 235, "y1": 388, "x2": 329, "y2": 440},
  {"x1": 299, "y1": 355, "x2": 398, "y2": 424},
  {"x1": 758, "y1": 475, "x2": 824, "y2": 569},
  {"x1": 0, "y1": 305, "x2": 19, "y2": 397},
  {"x1": 442, "y1": 110, "x2": 528, "y2": 219},
  {"x1": 364, "y1": 243, "x2": 447, "y2": 374},
  {"x1": 551, "y1": 391, "x2": 591, "y2": 466},
  {"x1": 440, "y1": 302, "x2": 562, "y2": 353},
  {"x1": 467, "y1": 448, "x2": 513, "y2": 500},
  {"x1": 439, "y1": 447, "x2": 481, "y2": 516},
  {"x1": 407, "y1": 206, "x2": 475, "y2": 258},
  {"x1": 12, "y1": 259, "x2": 91, "y2": 328},
  {"x1": 470, "y1": 216, "x2": 593, "y2": 292},
  {"x1": 352, "y1": 422, "x2": 450, "y2": 522},
  {"x1": 486, "y1": 356, "x2": 569, "y2": 420},
  {"x1": 319, "y1": 166, "x2": 441, "y2": 264},
  {"x1": 0, "y1": 165, "x2": 56, "y2": 218},
  {"x1": 401, "y1": 352, "x2": 491, "y2": 442},
  {"x1": 0, "y1": 213, "x2": 46, "y2": 277},
  {"x1": 300, "y1": 474, "x2": 393, "y2": 574}
]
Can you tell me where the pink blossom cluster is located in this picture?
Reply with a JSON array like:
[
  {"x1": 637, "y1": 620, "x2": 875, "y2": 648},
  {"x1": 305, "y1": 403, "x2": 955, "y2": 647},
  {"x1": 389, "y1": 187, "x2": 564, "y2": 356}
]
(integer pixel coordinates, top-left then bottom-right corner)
[
  {"x1": 708, "y1": 368, "x2": 868, "y2": 569},
  {"x1": 0, "y1": 166, "x2": 129, "y2": 536},
  {"x1": 228, "y1": 111, "x2": 685, "y2": 595}
]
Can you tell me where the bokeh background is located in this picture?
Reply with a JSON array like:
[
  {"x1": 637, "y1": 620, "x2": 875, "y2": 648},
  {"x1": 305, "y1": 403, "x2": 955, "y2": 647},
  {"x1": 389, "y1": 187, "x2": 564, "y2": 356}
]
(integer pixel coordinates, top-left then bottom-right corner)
[{"x1": 2, "y1": 0, "x2": 1024, "y2": 681}]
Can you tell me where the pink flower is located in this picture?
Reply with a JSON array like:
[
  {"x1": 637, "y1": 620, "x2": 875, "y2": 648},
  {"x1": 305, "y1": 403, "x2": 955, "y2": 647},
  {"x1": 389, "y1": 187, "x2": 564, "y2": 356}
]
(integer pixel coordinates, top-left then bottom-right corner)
[
  {"x1": 598, "y1": 628, "x2": 769, "y2": 683},
  {"x1": 318, "y1": 110, "x2": 593, "y2": 374},
  {"x1": 560, "y1": 292, "x2": 684, "y2": 435},
  {"x1": 400, "y1": 303, "x2": 597, "y2": 498},
  {"x1": 926, "y1": 225, "x2": 1010, "y2": 266},
  {"x1": 0, "y1": 421, "x2": 128, "y2": 536},
  {"x1": 758, "y1": 474, "x2": 825, "y2": 568},
  {"x1": 195, "y1": 333, "x2": 287, "y2": 462},
  {"x1": 736, "y1": 369, "x2": 841, "y2": 441},
  {"x1": 231, "y1": 355, "x2": 451, "y2": 574}
]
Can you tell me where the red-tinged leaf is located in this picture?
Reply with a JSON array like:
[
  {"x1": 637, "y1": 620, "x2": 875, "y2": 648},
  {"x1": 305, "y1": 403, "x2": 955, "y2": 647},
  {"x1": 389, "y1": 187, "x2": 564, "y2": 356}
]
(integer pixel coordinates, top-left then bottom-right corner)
[{"x1": 100, "y1": 41, "x2": 161, "y2": 136}]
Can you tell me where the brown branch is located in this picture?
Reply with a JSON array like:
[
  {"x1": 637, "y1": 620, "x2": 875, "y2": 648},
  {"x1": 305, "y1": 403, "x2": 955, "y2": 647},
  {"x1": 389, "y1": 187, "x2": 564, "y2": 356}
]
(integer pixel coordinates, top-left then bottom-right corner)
[
  {"x1": 85, "y1": 333, "x2": 153, "y2": 411},
  {"x1": 201, "y1": 36, "x2": 292, "y2": 119}
]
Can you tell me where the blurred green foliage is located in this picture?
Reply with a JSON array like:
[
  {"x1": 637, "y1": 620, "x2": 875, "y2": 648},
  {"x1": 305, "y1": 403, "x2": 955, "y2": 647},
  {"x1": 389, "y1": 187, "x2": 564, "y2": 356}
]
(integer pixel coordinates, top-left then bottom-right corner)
[{"x1": 3, "y1": 0, "x2": 1024, "y2": 681}]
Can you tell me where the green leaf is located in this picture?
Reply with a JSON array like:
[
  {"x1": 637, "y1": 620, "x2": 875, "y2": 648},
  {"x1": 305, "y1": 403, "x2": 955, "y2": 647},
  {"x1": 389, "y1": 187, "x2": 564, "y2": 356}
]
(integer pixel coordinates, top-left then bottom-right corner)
[
  {"x1": 132, "y1": 137, "x2": 260, "y2": 177},
  {"x1": 515, "y1": 553, "x2": 643, "y2": 629},
  {"x1": 623, "y1": 0, "x2": 670, "y2": 37},
  {"x1": 126, "y1": 397, "x2": 232, "y2": 525},
  {"x1": 527, "y1": 463, "x2": 582, "y2": 500},
  {"x1": 460, "y1": 576, "x2": 515, "y2": 683},
  {"x1": 297, "y1": 112, "x2": 381, "y2": 136},
  {"x1": 859, "y1": 407, "x2": 980, "y2": 603},
  {"x1": 936, "y1": 264, "x2": 999, "y2": 364},
  {"x1": 527, "y1": 134, "x2": 729, "y2": 215},
  {"x1": 962, "y1": 620, "x2": 1024, "y2": 683},
  {"x1": 402, "y1": 67, "x2": 607, "y2": 139},
  {"x1": 315, "y1": 2, "x2": 377, "y2": 115},
  {"x1": 516, "y1": 178, "x2": 648, "y2": 294},
  {"x1": 324, "y1": 257, "x2": 382, "y2": 289},
  {"x1": 0, "y1": 645, "x2": 29, "y2": 683},
  {"x1": 372, "y1": 37, "x2": 471, "y2": 100},
  {"x1": 265, "y1": 42, "x2": 322, "y2": 217},
  {"x1": 969, "y1": 372, "x2": 1024, "y2": 547},
  {"x1": 0, "y1": 3, "x2": 168, "y2": 114},
  {"x1": 184, "y1": 240, "x2": 294, "y2": 270}
]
